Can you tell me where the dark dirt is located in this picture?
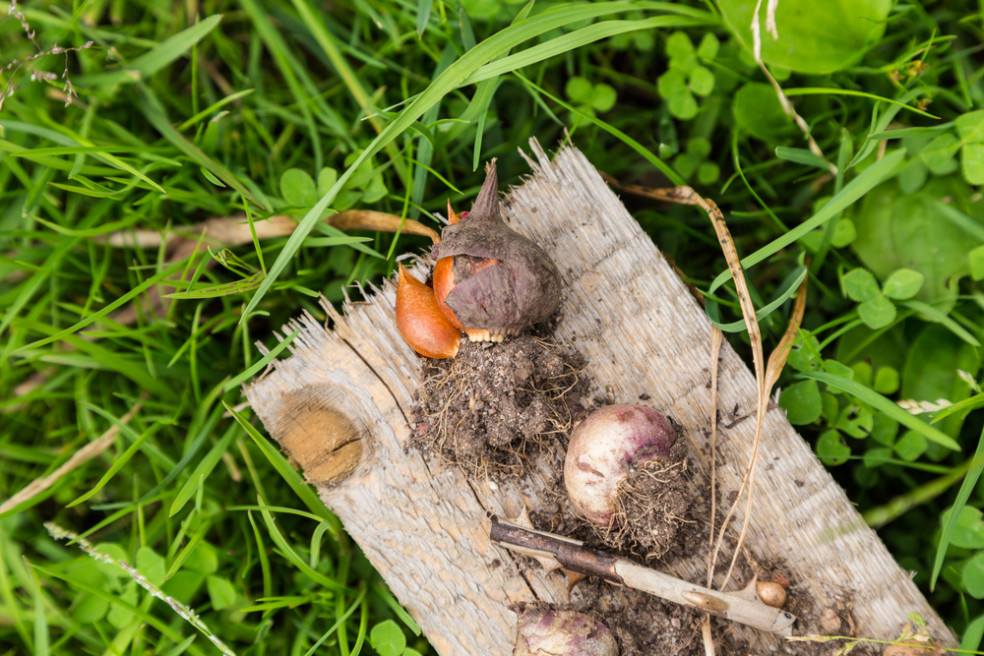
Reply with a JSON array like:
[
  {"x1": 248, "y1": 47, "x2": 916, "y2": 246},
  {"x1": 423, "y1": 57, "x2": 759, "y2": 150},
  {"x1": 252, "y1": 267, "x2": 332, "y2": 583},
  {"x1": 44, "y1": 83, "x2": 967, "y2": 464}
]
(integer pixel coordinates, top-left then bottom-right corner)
[
  {"x1": 570, "y1": 578, "x2": 747, "y2": 656},
  {"x1": 410, "y1": 330, "x2": 864, "y2": 656},
  {"x1": 412, "y1": 333, "x2": 589, "y2": 475}
]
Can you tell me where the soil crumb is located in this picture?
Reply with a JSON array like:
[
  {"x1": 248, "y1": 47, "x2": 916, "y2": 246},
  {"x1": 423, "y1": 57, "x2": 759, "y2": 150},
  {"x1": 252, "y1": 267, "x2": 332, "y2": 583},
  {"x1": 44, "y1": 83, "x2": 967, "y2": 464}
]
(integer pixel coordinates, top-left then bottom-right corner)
[{"x1": 412, "y1": 334, "x2": 589, "y2": 476}]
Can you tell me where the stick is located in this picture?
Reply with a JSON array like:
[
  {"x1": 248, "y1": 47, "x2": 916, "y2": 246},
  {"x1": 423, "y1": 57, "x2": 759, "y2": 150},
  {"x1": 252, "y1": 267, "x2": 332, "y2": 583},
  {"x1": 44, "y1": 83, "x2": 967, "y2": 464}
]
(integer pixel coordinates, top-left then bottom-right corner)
[{"x1": 489, "y1": 516, "x2": 796, "y2": 637}]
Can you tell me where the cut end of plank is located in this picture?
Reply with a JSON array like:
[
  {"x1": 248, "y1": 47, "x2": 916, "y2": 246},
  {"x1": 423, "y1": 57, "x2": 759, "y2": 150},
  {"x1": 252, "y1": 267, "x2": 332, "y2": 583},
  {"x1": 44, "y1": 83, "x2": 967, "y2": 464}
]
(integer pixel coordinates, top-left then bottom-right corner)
[{"x1": 270, "y1": 385, "x2": 367, "y2": 485}]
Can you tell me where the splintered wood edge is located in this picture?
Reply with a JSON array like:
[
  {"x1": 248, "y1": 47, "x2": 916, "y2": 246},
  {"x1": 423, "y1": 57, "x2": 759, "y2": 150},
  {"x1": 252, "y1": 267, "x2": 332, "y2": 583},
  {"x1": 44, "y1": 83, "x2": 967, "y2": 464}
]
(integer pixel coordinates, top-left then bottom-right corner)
[{"x1": 244, "y1": 141, "x2": 955, "y2": 654}]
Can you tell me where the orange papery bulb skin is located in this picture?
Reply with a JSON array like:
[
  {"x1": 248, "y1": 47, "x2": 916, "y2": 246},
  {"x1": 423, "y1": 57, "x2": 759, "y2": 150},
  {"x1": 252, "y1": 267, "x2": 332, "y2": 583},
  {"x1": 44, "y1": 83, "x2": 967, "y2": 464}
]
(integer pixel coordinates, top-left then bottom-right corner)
[
  {"x1": 446, "y1": 199, "x2": 467, "y2": 225},
  {"x1": 395, "y1": 265, "x2": 461, "y2": 359},
  {"x1": 432, "y1": 257, "x2": 464, "y2": 331}
]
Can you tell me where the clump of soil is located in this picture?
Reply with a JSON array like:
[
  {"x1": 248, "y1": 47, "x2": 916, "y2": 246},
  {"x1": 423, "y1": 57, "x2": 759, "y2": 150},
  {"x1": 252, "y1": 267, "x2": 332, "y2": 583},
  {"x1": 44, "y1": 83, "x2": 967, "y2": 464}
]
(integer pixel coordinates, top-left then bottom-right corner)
[
  {"x1": 412, "y1": 333, "x2": 589, "y2": 475},
  {"x1": 607, "y1": 436, "x2": 692, "y2": 560}
]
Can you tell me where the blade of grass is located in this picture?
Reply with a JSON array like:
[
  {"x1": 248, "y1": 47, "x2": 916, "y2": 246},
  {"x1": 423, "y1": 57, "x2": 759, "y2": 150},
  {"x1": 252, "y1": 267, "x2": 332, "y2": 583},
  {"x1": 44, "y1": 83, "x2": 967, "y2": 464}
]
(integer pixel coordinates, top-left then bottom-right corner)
[
  {"x1": 407, "y1": 46, "x2": 457, "y2": 222},
  {"x1": 868, "y1": 122, "x2": 955, "y2": 140},
  {"x1": 710, "y1": 266, "x2": 807, "y2": 332},
  {"x1": 66, "y1": 410, "x2": 152, "y2": 508},
  {"x1": 708, "y1": 148, "x2": 906, "y2": 294},
  {"x1": 163, "y1": 272, "x2": 266, "y2": 299},
  {"x1": 74, "y1": 15, "x2": 223, "y2": 87},
  {"x1": 7, "y1": 145, "x2": 169, "y2": 158},
  {"x1": 372, "y1": 581, "x2": 421, "y2": 635},
  {"x1": 178, "y1": 89, "x2": 256, "y2": 131},
  {"x1": 228, "y1": 402, "x2": 339, "y2": 526},
  {"x1": 303, "y1": 235, "x2": 374, "y2": 248},
  {"x1": 798, "y1": 370, "x2": 961, "y2": 451},
  {"x1": 291, "y1": 0, "x2": 408, "y2": 182},
  {"x1": 0, "y1": 237, "x2": 76, "y2": 344},
  {"x1": 302, "y1": 584, "x2": 367, "y2": 656},
  {"x1": 246, "y1": 511, "x2": 273, "y2": 600},
  {"x1": 169, "y1": 424, "x2": 239, "y2": 517},
  {"x1": 515, "y1": 72, "x2": 684, "y2": 185},
  {"x1": 239, "y1": 0, "x2": 346, "y2": 168},
  {"x1": 36, "y1": 120, "x2": 167, "y2": 194},
  {"x1": 10, "y1": 252, "x2": 185, "y2": 353},
  {"x1": 774, "y1": 146, "x2": 832, "y2": 170},
  {"x1": 415, "y1": 0, "x2": 432, "y2": 37},
  {"x1": 0, "y1": 533, "x2": 30, "y2": 649},
  {"x1": 849, "y1": 88, "x2": 930, "y2": 168},
  {"x1": 29, "y1": 560, "x2": 47, "y2": 656},
  {"x1": 17, "y1": 328, "x2": 174, "y2": 397},
  {"x1": 460, "y1": 14, "x2": 714, "y2": 86},
  {"x1": 932, "y1": 393, "x2": 984, "y2": 424},
  {"x1": 257, "y1": 506, "x2": 348, "y2": 593},
  {"x1": 933, "y1": 198, "x2": 984, "y2": 242},
  {"x1": 862, "y1": 459, "x2": 977, "y2": 529},
  {"x1": 138, "y1": 89, "x2": 264, "y2": 209},
  {"x1": 782, "y1": 87, "x2": 939, "y2": 119},
  {"x1": 26, "y1": 212, "x2": 145, "y2": 238},
  {"x1": 132, "y1": 389, "x2": 226, "y2": 505},
  {"x1": 930, "y1": 426, "x2": 984, "y2": 590},
  {"x1": 903, "y1": 300, "x2": 981, "y2": 347},
  {"x1": 240, "y1": 595, "x2": 318, "y2": 613},
  {"x1": 464, "y1": 78, "x2": 501, "y2": 171},
  {"x1": 223, "y1": 328, "x2": 299, "y2": 393}
]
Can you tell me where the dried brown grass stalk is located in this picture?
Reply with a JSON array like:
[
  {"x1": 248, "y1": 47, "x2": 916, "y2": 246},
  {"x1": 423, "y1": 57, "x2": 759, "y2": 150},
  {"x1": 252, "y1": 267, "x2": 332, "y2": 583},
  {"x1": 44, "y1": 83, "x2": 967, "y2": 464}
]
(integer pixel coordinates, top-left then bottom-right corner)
[
  {"x1": 0, "y1": 399, "x2": 144, "y2": 513},
  {"x1": 701, "y1": 326, "x2": 724, "y2": 656},
  {"x1": 750, "y1": 0, "x2": 836, "y2": 174},
  {"x1": 95, "y1": 210, "x2": 440, "y2": 252},
  {"x1": 611, "y1": 183, "x2": 809, "y2": 594},
  {"x1": 6, "y1": 210, "x2": 438, "y2": 409}
]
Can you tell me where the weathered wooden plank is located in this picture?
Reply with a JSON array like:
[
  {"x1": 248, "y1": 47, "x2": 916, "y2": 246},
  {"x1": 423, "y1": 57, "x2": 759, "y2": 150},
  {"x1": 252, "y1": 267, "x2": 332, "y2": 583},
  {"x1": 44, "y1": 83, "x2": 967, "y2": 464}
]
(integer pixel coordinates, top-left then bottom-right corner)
[{"x1": 244, "y1": 141, "x2": 954, "y2": 653}]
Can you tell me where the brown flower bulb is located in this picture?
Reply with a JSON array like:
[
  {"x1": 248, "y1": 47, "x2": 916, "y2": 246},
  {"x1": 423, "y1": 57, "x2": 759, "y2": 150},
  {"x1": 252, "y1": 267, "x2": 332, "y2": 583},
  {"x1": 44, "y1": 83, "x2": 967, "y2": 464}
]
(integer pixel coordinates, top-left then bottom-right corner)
[{"x1": 432, "y1": 160, "x2": 561, "y2": 341}]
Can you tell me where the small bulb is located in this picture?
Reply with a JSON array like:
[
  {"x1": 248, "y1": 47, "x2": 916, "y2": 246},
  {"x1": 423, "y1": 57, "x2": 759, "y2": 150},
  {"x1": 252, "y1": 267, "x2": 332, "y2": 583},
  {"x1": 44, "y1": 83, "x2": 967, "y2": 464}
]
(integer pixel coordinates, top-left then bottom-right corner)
[
  {"x1": 755, "y1": 580, "x2": 787, "y2": 609},
  {"x1": 431, "y1": 161, "x2": 561, "y2": 340}
]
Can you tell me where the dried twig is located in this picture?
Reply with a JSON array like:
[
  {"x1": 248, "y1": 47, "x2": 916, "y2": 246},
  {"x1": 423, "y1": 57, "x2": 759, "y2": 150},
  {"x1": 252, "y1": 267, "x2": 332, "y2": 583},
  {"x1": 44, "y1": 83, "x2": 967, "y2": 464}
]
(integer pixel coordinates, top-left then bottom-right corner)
[
  {"x1": 489, "y1": 516, "x2": 797, "y2": 635},
  {"x1": 765, "y1": 268, "x2": 809, "y2": 392},
  {"x1": 706, "y1": 326, "x2": 724, "y2": 588},
  {"x1": 628, "y1": 185, "x2": 768, "y2": 588},
  {"x1": 702, "y1": 326, "x2": 724, "y2": 656},
  {"x1": 95, "y1": 210, "x2": 440, "y2": 251},
  {"x1": 612, "y1": 181, "x2": 809, "y2": 596},
  {"x1": 701, "y1": 615, "x2": 715, "y2": 656}
]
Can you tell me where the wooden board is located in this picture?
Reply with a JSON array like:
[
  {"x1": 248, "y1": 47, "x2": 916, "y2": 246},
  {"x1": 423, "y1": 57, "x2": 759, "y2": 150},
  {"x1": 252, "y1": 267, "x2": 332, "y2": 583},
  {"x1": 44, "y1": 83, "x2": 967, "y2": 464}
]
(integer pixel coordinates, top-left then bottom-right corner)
[{"x1": 244, "y1": 142, "x2": 954, "y2": 653}]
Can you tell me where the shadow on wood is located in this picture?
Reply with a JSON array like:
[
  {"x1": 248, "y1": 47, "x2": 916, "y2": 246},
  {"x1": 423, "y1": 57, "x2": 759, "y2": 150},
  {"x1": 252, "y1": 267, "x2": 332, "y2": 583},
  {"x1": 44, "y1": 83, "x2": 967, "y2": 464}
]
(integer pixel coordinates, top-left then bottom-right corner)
[{"x1": 244, "y1": 141, "x2": 954, "y2": 654}]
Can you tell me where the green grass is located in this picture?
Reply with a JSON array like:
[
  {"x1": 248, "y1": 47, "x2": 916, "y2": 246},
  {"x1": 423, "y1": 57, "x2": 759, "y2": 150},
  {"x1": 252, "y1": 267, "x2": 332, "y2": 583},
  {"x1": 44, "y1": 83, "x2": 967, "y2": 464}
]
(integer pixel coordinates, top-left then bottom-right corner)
[{"x1": 1, "y1": 1, "x2": 983, "y2": 654}]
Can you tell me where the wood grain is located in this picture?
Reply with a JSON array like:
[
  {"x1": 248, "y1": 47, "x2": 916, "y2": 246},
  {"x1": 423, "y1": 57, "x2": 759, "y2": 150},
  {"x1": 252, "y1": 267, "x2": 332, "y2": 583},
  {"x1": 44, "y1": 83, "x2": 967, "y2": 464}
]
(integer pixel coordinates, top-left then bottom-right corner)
[{"x1": 245, "y1": 142, "x2": 954, "y2": 653}]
